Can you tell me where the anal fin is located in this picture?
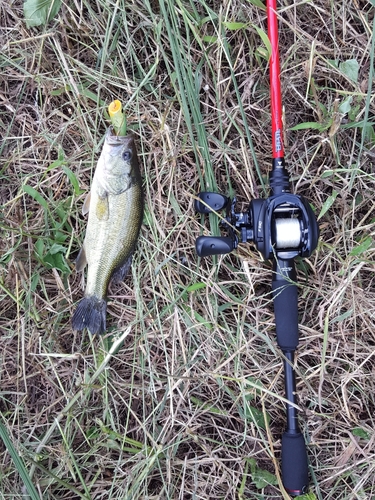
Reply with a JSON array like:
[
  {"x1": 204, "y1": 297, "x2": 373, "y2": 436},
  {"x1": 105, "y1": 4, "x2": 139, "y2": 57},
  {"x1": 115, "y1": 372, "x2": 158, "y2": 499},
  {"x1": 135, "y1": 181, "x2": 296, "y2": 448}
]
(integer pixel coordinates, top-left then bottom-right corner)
[{"x1": 111, "y1": 253, "x2": 133, "y2": 284}]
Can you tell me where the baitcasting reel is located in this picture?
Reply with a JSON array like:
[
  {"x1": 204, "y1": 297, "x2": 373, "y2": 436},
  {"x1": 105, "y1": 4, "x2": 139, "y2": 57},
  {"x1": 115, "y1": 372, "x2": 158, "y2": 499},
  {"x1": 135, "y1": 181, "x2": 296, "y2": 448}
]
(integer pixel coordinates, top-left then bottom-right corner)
[{"x1": 195, "y1": 189, "x2": 319, "y2": 261}]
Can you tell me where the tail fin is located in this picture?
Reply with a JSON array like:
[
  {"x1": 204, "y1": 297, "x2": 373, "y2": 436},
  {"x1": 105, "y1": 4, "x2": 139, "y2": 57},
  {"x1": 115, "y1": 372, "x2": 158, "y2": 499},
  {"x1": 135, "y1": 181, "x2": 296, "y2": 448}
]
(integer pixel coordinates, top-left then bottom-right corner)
[{"x1": 71, "y1": 296, "x2": 107, "y2": 335}]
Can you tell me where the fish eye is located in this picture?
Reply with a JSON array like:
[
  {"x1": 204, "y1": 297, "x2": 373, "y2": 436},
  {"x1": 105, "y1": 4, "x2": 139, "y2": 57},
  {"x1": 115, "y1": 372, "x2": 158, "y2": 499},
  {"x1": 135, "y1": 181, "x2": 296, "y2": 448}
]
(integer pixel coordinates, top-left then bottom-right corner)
[{"x1": 122, "y1": 150, "x2": 132, "y2": 161}]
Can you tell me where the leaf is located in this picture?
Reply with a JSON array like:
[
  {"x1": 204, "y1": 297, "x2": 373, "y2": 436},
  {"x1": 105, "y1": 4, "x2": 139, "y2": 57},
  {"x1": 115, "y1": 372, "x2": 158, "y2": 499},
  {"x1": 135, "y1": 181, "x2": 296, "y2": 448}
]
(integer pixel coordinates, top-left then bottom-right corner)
[
  {"x1": 34, "y1": 239, "x2": 45, "y2": 259},
  {"x1": 190, "y1": 396, "x2": 226, "y2": 415},
  {"x1": 0, "y1": 423, "x2": 40, "y2": 500},
  {"x1": 348, "y1": 103, "x2": 361, "y2": 122},
  {"x1": 255, "y1": 46, "x2": 269, "y2": 61},
  {"x1": 362, "y1": 124, "x2": 375, "y2": 147},
  {"x1": 349, "y1": 236, "x2": 373, "y2": 256},
  {"x1": 339, "y1": 59, "x2": 359, "y2": 84},
  {"x1": 341, "y1": 120, "x2": 375, "y2": 130},
  {"x1": 332, "y1": 309, "x2": 353, "y2": 323},
  {"x1": 43, "y1": 250, "x2": 70, "y2": 273},
  {"x1": 22, "y1": 184, "x2": 49, "y2": 211},
  {"x1": 223, "y1": 22, "x2": 248, "y2": 31},
  {"x1": 62, "y1": 166, "x2": 84, "y2": 196},
  {"x1": 245, "y1": 0, "x2": 266, "y2": 8},
  {"x1": 352, "y1": 427, "x2": 371, "y2": 440},
  {"x1": 252, "y1": 468, "x2": 277, "y2": 489},
  {"x1": 52, "y1": 229, "x2": 68, "y2": 243},
  {"x1": 318, "y1": 190, "x2": 338, "y2": 220},
  {"x1": 48, "y1": 243, "x2": 67, "y2": 255},
  {"x1": 339, "y1": 96, "x2": 352, "y2": 114},
  {"x1": 247, "y1": 458, "x2": 278, "y2": 489},
  {"x1": 202, "y1": 35, "x2": 218, "y2": 43},
  {"x1": 327, "y1": 59, "x2": 339, "y2": 69},
  {"x1": 289, "y1": 121, "x2": 329, "y2": 132},
  {"x1": 37, "y1": 243, "x2": 70, "y2": 273},
  {"x1": 45, "y1": 146, "x2": 66, "y2": 173},
  {"x1": 252, "y1": 24, "x2": 272, "y2": 59},
  {"x1": 242, "y1": 400, "x2": 268, "y2": 429},
  {"x1": 186, "y1": 282, "x2": 207, "y2": 292},
  {"x1": 23, "y1": 0, "x2": 62, "y2": 28}
]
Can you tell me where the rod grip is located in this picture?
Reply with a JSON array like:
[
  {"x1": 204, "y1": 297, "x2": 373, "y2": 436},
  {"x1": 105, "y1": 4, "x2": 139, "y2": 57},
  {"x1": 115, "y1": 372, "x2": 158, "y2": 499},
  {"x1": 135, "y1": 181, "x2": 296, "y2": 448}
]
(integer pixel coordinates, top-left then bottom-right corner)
[
  {"x1": 271, "y1": 275, "x2": 299, "y2": 351},
  {"x1": 281, "y1": 431, "x2": 309, "y2": 496}
]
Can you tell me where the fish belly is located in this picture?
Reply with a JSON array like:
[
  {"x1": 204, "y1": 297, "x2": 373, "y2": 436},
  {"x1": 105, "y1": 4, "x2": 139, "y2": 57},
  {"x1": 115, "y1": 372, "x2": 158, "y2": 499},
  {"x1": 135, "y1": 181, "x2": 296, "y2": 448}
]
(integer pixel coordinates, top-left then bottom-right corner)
[{"x1": 83, "y1": 184, "x2": 143, "y2": 299}]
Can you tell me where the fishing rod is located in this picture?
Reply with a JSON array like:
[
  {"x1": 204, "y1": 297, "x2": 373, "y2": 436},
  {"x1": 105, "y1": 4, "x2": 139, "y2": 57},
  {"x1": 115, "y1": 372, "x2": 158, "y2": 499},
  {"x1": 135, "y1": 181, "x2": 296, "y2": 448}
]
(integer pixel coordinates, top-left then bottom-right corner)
[{"x1": 194, "y1": 0, "x2": 319, "y2": 495}]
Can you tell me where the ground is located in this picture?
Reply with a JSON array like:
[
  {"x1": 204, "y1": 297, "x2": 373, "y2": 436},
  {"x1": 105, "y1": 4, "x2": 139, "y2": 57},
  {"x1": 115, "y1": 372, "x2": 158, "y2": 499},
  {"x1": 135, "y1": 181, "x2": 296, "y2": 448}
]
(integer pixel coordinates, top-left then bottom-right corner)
[{"x1": 1, "y1": 0, "x2": 375, "y2": 499}]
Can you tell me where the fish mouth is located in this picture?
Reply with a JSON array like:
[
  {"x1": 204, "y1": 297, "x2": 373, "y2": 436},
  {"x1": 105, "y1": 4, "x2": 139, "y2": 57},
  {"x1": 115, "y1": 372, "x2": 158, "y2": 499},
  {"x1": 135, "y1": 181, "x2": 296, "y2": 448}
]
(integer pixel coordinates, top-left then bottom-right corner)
[{"x1": 105, "y1": 127, "x2": 134, "y2": 146}]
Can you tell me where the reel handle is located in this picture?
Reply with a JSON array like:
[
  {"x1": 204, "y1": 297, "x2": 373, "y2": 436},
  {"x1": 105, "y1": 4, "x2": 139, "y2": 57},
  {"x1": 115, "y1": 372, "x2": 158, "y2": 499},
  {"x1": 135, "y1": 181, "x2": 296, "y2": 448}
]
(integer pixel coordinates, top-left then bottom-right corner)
[
  {"x1": 194, "y1": 192, "x2": 229, "y2": 214},
  {"x1": 195, "y1": 236, "x2": 235, "y2": 257}
]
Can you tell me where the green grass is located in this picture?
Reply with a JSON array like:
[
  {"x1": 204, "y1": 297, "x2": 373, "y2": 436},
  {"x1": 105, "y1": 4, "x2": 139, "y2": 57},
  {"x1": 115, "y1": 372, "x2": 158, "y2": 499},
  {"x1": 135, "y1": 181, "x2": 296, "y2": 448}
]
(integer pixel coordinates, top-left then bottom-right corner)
[{"x1": 1, "y1": 0, "x2": 375, "y2": 498}]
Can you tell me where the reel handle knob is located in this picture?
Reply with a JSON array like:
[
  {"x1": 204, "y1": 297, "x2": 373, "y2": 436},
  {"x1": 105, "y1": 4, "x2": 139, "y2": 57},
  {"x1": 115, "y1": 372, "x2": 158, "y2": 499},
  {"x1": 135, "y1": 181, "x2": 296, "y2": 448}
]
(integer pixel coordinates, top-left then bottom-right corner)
[
  {"x1": 194, "y1": 192, "x2": 229, "y2": 214},
  {"x1": 196, "y1": 236, "x2": 235, "y2": 257}
]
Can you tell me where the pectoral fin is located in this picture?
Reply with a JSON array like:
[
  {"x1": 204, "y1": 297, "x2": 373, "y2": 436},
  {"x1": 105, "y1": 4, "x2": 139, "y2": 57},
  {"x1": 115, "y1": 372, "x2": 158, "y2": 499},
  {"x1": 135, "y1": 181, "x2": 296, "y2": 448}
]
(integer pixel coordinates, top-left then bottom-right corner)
[
  {"x1": 82, "y1": 192, "x2": 91, "y2": 215},
  {"x1": 83, "y1": 189, "x2": 109, "y2": 220},
  {"x1": 96, "y1": 195, "x2": 109, "y2": 221},
  {"x1": 75, "y1": 246, "x2": 87, "y2": 272}
]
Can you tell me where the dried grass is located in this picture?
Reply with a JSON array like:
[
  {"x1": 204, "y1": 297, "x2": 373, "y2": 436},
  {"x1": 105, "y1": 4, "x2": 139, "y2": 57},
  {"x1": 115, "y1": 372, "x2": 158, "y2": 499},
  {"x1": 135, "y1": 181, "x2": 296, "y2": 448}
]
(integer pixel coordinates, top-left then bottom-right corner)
[{"x1": 1, "y1": 0, "x2": 375, "y2": 498}]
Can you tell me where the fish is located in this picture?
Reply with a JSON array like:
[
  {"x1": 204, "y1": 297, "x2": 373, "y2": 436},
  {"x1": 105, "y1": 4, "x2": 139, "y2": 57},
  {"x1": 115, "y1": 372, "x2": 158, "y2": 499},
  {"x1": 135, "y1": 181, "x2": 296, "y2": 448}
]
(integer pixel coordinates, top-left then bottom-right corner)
[{"x1": 71, "y1": 127, "x2": 143, "y2": 335}]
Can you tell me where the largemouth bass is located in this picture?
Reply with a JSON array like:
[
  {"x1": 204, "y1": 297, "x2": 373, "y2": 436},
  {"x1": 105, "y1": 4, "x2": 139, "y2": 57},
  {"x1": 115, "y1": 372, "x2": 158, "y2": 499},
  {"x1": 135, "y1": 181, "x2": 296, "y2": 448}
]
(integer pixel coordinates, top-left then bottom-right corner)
[{"x1": 71, "y1": 128, "x2": 143, "y2": 335}]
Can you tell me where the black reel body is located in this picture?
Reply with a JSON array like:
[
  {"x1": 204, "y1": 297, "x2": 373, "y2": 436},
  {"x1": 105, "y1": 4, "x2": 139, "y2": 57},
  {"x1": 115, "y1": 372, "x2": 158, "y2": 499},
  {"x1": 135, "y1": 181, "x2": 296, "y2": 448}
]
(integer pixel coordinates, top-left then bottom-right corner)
[{"x1": 195, "y1": 191, "x2": 319, "y2": 260}]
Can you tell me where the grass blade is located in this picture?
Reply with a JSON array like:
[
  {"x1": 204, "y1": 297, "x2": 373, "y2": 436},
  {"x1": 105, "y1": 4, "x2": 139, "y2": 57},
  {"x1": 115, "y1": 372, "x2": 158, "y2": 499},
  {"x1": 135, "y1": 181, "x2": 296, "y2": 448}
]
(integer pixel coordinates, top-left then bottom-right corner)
[{"x1": 0, "y1": 422, "x2": 40, "y2": 500}]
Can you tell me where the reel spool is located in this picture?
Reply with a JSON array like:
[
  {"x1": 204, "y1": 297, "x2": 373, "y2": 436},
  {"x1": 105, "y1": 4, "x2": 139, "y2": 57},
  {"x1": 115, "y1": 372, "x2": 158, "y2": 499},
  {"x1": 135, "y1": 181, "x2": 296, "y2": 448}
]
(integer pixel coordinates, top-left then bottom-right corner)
[{"x1": 275, "y1": 219, "x2": 301, "y2": 249}]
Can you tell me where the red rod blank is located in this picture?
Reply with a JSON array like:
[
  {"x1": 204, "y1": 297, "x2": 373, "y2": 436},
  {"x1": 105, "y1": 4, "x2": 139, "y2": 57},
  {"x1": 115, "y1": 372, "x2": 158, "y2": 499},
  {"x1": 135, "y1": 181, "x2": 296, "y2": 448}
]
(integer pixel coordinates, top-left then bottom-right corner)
[{"x1": 267, "y1": 0, "x2": 285, "y2": 159}]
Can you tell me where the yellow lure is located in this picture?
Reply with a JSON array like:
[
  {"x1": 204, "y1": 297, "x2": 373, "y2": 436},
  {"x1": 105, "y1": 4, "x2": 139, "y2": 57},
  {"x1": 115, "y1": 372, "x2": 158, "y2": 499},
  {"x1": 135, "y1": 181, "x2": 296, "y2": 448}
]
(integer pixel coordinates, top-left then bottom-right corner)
[{"x1": 108, "y1": 100, "x2": 127, "y2": 136}]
